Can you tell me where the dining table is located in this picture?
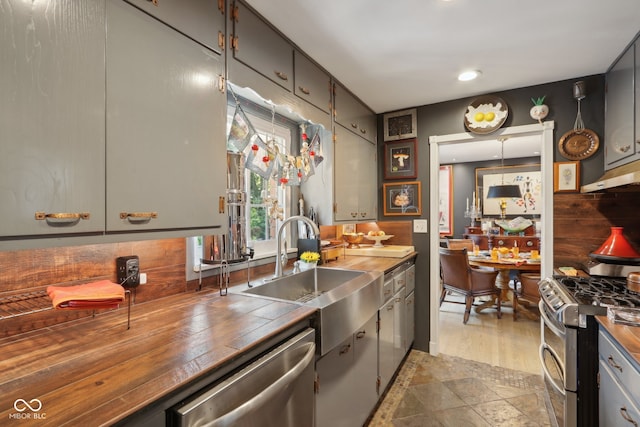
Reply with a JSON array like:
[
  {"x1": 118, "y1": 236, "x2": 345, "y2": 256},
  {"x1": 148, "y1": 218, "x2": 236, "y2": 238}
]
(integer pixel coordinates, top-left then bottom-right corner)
[{"x1": 468, "y1": 252, "x2": 541, "y2": 320}]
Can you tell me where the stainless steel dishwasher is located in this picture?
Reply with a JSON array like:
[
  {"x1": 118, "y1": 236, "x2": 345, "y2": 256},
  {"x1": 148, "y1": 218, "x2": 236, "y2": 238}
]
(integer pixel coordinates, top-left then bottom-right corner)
[{"x1": 172, "y1": 328, "x2": 316, "y2": 427}]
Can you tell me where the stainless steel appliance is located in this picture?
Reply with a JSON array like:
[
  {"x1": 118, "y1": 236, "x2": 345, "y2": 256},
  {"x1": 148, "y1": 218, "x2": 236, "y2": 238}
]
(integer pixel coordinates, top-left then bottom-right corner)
[
  {"x1": 539, "y1": 274, "x2": 640, "y2": 426},
  {"x1": 172, "y1": 328, "x2": 316, "y2": 427}
]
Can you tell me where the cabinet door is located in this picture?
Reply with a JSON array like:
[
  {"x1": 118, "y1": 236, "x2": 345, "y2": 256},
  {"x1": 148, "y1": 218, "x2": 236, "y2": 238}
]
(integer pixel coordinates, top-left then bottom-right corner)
[
  {"x1": 605, "y1": 45, "x2": 636, "y2": 169},
  {"x1": 350, "y1": 315, "x2": 379, "y2": 426},
  {"x1": 333, "y1": 82, "x2": 376, "y2": 143},
  {"x1": 599, "y1": 360, "x2": 640, "y2": 427},
  {"x1": 315, "y1": 335, "x2": 354, "y2": 427},
  {"x1": 0, "y1": 0, "x2": 105, "y2": 237},
  {"x1": 393, "y1": 287, "x2": 407, "y2": 364},
  {"x1": 405, "y1": 290, "x2": 415, "y2": 350},
  {"x1": 334, "y1": 127, "x2": 377, "y2": 222},
  {"x1": 294, "y1": 51, "x2": 331, "y2": 113},
  {"x1": 232, "y1": 0, "x2": 293, "y2": 92},
  {"x1": 124, "y1": 0, "x2": 225, "y2": 54},
  {"x1": 334, "y1": 127, "x2": 361, "y2": 221},
  {"x1": 106, "y1": 0, "x2": 227, "y2": 232},
  {"x1": 636, "y1": 41, "x2": 640, "y2": 157},
  {"x1": 378, "y1": 298, "x2": 395, "y2": 394}
]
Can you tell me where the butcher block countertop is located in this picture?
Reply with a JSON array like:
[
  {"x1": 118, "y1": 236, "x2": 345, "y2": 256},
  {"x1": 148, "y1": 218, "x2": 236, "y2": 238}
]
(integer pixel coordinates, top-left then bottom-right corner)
[
  {"x1": 597, "y1": 316, "x2": 640, "y2": 367},
  {"x1": 0, "y1": 253, "x2": 416, "y2": 426}
]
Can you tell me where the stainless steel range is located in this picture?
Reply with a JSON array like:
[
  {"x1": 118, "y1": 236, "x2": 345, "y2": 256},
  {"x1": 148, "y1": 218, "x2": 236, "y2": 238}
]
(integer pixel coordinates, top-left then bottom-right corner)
[{"x1": 538, "y1": 274, "x2": 638, "y2": 427}]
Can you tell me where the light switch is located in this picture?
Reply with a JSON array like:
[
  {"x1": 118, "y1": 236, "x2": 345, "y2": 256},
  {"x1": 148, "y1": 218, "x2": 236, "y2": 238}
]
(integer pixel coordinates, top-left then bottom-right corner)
[{"x1": 413, "y1": 219, "x2": 428, "y2": 233}]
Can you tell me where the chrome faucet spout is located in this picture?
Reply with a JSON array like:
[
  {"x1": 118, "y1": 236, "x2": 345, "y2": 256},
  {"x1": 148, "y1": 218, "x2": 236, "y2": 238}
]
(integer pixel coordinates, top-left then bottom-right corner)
[{"x1": 274, "y1": 215, "x2": 320, "y2": 279}]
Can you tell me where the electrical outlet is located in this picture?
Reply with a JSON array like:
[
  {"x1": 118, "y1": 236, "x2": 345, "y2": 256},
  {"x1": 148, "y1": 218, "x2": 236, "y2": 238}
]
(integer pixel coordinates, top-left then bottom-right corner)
[{"x1": 117, "y1": 256, "x2": 140, "y2": 287}]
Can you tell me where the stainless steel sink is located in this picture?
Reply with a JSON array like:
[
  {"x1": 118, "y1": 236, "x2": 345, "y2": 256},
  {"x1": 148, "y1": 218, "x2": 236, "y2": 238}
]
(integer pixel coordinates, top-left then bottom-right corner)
[{"x1": 231, "y1": 267, "x2": 383, "y2": 356}]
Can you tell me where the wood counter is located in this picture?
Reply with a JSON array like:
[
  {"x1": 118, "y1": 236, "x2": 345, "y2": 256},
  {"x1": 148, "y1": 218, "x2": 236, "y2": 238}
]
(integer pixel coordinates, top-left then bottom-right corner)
[
  {"x1": 0, "y1": 254, "x2": 415, "y2": 426},
  {"x1": 597, "y1": 316, "x2": 640, "y2": 366}
]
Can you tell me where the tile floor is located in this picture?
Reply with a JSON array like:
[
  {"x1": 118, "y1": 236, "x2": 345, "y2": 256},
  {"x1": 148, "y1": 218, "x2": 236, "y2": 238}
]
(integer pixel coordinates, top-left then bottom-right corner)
[{"x1": 368, "y1": 350, "x2": 551, "y2": 426}]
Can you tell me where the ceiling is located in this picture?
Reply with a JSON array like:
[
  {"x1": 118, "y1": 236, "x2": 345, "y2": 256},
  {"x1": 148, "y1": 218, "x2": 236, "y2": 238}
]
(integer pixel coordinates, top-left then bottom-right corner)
[{"x1": 243, "y1": 0, "x2": 640, "y2": 114}]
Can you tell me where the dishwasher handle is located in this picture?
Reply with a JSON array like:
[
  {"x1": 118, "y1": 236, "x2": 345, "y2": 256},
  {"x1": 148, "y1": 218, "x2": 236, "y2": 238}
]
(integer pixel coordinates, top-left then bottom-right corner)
[{"x1": 202, "y1": 341, "x2": 316, "y2": 427}]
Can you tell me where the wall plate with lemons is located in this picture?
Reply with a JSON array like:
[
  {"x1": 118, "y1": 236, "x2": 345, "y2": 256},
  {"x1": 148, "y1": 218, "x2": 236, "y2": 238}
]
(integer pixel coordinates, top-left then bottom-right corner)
[{"x1": 463, "y1": 95, "x2": 509, "y2": 135}]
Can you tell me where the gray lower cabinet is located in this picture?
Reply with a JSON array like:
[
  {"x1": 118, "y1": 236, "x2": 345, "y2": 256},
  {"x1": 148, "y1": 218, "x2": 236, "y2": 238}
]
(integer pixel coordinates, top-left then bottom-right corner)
[
  {"x1": 0, "y1": 0, "x2": 106, "y2": 238},
  {"x1": 316, "y1": 314, "x2": 378, "y2": 427},
  {"x1": 405, "y1": 290, "x2": 415, "y2": 350},
  {"x1": 379, "y1": 286, "x2": 406, "y2": 394},
  {"x1": 106, "y1": 0, "x2": 227, "y2": 232},
  {"x1": 599, "y1": 326, "x2": 640, "y2": 426}
]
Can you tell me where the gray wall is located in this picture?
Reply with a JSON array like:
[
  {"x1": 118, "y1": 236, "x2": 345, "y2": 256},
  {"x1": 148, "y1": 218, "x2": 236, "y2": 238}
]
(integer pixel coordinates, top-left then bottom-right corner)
[{"x1": 379, "y1": 74, "x2": 606, "y2": 352}]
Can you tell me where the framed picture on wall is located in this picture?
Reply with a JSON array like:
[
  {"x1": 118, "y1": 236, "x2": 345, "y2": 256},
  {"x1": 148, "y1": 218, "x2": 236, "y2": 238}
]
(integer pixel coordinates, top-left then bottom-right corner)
[
  {"x1": 554, "y1": 161, "x2": 580, "y2": 192},
  {"x1": 383, "y1": 181, "x2": 422, "y2": 216},
  {"x1": 476, "y1": 164, "x2": 541, "y2": 216},
  {"x1": 384, "y1": 138, "x2": 417, "y2": 179},
  {"x1": 383, "y1": 108, "x2": 417, "y2": 141},
  {"x1": 439, "y1": 165, "x2": 453, "y2": 236}
]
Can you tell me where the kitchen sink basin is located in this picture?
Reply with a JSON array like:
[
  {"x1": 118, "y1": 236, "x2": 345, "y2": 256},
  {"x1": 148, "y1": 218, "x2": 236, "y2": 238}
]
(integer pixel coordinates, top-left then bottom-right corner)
[{"x1": 231, "y1": 267, "x2": 383, "y2": 356}]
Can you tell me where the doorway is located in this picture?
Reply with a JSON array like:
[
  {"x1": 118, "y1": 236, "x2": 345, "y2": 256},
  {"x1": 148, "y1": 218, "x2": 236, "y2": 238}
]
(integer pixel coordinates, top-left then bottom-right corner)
[{"x1": 428, "y1": 122, "x2": 555, "y2": 356}]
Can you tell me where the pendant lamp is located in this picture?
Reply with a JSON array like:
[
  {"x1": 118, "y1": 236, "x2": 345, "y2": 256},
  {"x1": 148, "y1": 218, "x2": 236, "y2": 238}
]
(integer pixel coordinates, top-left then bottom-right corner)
[{"x1": 486, "y1": 137, "x2": 522, "y2": 218}]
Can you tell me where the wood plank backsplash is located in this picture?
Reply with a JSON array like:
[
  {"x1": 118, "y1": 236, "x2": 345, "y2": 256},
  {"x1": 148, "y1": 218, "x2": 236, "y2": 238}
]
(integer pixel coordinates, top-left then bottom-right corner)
[{"x1": 553, "y1": 191, "x2": 640, "y2": 269}]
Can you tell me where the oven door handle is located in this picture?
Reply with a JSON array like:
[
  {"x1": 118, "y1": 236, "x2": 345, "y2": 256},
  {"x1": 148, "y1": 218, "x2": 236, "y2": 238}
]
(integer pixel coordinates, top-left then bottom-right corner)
[
  {"x1": 538, "y1": 300, "x2": 565, "y2": 339},
  {"x1": 539, "y1": 342, "x2": 566, "y2": 396}
]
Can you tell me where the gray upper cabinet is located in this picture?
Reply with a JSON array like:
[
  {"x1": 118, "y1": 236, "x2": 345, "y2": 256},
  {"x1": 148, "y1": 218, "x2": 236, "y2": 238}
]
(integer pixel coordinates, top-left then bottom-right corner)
[
  {"x1": 605, "y1": 40, "x2": 638, "y2": 169},
  {"x1": 231, "y1": 0, "x2": 294, "y2": 92},
  {"x1": 124, "y1": 0, "x2": 225, "y2": 54},
  {"x1": 0, "y1": 0, "x2": 106, "y2": 238},
  {"x1": 106, "y1": 0, "x2": 227, "y2": 232},
  {"x1": 333, "y1": 82, "x2": 376, "y2": 144},
  {"x1": 294, "y1": 51, "x2": 331, "y2": 114}
]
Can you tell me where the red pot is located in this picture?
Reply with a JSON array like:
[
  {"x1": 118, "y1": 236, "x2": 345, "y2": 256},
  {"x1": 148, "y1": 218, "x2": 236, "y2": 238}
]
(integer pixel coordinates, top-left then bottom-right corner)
[{"x1": 593, "y1": 227, "x2": 640, "y2": 258}]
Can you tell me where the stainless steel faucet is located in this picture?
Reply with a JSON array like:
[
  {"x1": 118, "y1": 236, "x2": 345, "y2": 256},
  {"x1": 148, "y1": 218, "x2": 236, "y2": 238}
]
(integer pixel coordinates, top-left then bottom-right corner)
[{"x1": 274, "y1": 215, "x2": 320, "y2": 279}]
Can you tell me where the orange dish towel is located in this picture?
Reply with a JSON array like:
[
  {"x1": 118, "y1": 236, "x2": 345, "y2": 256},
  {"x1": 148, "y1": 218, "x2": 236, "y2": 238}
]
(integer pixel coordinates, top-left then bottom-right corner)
[{"x1": 47, "y1": 280, "x2": 125, "y2": 310}]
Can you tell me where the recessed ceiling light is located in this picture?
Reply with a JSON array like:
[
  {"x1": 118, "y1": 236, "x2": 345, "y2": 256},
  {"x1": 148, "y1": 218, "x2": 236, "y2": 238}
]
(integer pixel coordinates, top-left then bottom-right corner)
[{"x1": 458, "y1": 70, "x2": 481, "y2": 82}]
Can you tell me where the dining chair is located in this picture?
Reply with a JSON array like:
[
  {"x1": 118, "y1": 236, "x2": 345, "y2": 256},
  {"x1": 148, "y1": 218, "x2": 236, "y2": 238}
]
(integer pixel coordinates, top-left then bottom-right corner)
[
  {"x1": 513, "y1": 273, "x2": 541, "y2": 320},
  {"x1": 439, "y1": 248, "x2": 501, "y2": 324},
  {"x1": 446, "y1": 239, "x2": 474, "y2": 251}
]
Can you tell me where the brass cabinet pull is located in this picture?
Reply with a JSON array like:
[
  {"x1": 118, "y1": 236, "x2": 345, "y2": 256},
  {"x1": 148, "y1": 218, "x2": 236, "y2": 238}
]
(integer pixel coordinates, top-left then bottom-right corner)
[
  {"x1": 620, "y1": 407, "x2": 638, "y2": 427},
  {"x1": 607, "y1": 355, "x2": 623, "y2": 373},
  {"x1": 120, "y1": 212, "x2": 158, "y2": 223},
  {"x1": 147, "y1": 0, "x2": 158, "y2": 5},
  {"x1": 339, "y1": 344, "x2": 351, "y2": 355},
  {"x1": 355, "y1": 330, "x2": 366, "y2": 340},
  {"x1": 219, "y1": 196, "x2": 225, "y2": 214},
  {"x1": 298, "y1": 86, "x2": 310, "y2": 95},
  {"x1": 35, "y1": 212, "x2": 90, "y2": 225},
  {"x1": 274, "y1": 71, "x2": 289, "y2": 81},
  {"x1": 387, "y1": 305, "x2": 394, "y2": 311},
  {"x1": 218, "y1": 0, "x2": 224, "y2": 14},
  {"x1": 350, "y1": 122, "x2": 358, "y2": 129}
]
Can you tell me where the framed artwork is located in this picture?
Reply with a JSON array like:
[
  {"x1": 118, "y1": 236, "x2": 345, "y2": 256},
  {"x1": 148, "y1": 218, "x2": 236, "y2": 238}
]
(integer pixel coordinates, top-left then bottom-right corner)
[
  {"x1": 384, "y1": 138, "x2": 417, "y2": 179},
  {"x1": 554, "y1": 161, "x2": 580, "y2": 192},
  {"x1": 383, "y1": 108, "x2": 417, "y2": 141},
  {"x1": 439, "y1": 165, "x2": 453, "y2": 236},
  {"x1": 383, "y1": 181, "x2": 422, "y2": 216},
  {"x1": 475, "y1": 164, "x2": 541, "y2": 216}
]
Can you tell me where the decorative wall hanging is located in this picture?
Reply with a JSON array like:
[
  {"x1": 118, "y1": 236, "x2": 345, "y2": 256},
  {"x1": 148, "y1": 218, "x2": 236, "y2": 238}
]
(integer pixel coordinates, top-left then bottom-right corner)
[
  {"x1": 245, "y1": 134, "x2": 275, "y2": 179},
  {"x1": 439, "y1": 165, "x2": 453, "y2": 236},
  {"x1": 383, "y1": 181, "x2": 422, "y2": 216},
  {"x1": 384, "y1": 138, "x2": 417, "y2": 179},
  {"x1": 227, "y1": 104, "x2": 255, "y2": 152},
  {"x1": 554, "y1": 161, "x2": 580, "y2": 193},
  {"x1": 530, "y1": 96, "x2": 549, "y2": 123},
  {"x1": 558, "y1": 80, "x2": 599, "y2": 160},
  {"x1": 463, "y1": 96, "x2": 509, "y2": 135},
  {"x1": 476, "y1": 164, "x2": 541, "y2": 216},
  {"x1": 383, "y1": 108, "x2": 417, "y2": 141}
]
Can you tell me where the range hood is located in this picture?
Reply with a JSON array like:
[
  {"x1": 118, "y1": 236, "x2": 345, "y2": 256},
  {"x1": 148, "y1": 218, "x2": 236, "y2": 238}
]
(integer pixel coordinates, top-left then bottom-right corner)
[{"x1": 581, "y1": 160, "x2": 640, "y2": 192}]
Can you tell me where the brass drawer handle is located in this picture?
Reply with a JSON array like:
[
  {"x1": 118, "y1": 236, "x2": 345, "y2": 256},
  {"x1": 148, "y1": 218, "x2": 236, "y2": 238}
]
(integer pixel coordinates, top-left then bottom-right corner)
[
  {"x1": 608, "y1": 355, "x2": 623, "y2": 373},
  {"x1": 298, "y1": 86, "x2": 310, "y2": 95},
  {"x1": 274, "y1": 71, "x2": 288, "y2": 81},
  {"x1": 620, "y1": 407, "x2": 638, "y2": 427},
  {"x1": 350, "y1": 122, "x2": 358, "y2": 129},
  {"x1": 120, "y1": 212, "x2": 158, "y2": 223},
  {"x1": 35, "y1": 212, "x2": 90, "y2": 225},
  {"x1": 355, "y1": 330, "x2": 366, "y2": 340},
  {"x1": 339, "y1": 344, "x2": 351, "y2": 355},
  {"x1": 147, "y1": 0, "x2": 158, "y2": 5},
  {"x1": 360, "y1": 128, "x2": 367, "y2": 134}
]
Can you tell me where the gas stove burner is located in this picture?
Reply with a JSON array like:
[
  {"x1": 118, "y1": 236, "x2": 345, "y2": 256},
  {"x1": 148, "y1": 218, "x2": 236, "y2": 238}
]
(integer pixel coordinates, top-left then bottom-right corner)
[{"x1": 553, "y1": 274, "x2": 640, "y2": 307}]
